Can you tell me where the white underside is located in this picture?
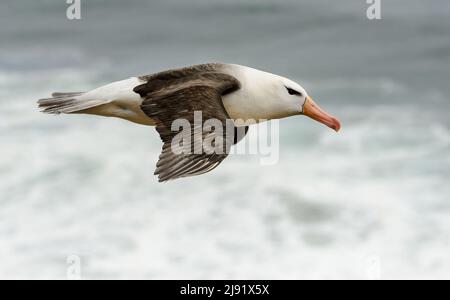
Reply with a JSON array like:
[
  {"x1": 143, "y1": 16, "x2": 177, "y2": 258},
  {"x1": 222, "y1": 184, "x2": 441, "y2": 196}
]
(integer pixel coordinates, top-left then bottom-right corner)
[{"x1": 76, "y1": 77, "x2": 155, "y2": 126}]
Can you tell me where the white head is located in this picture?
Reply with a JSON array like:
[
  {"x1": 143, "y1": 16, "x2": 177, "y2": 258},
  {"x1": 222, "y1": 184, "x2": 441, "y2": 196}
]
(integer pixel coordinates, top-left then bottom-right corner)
[{"x1": 228, "y1": 65, "x2": 341, "y2": 132}]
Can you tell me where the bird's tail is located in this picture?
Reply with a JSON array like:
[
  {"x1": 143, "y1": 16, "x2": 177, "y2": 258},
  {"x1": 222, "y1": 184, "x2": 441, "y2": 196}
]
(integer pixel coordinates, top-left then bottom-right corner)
[{"x1": 37, "y1": 92, "x2": 100, "y2": 114}]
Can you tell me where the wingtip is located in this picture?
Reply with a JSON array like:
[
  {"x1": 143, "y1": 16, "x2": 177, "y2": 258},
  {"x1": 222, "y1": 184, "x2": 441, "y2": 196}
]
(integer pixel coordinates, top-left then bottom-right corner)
[{"x1": 158, "y1": 177, "x2": 170, "y2": 183}]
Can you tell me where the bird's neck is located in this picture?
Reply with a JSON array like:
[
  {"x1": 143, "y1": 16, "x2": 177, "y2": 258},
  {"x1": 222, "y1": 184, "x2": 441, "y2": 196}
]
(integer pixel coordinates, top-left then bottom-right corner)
[{"x1": 221, "y1": 64, "x2": 296, "y2": 123}]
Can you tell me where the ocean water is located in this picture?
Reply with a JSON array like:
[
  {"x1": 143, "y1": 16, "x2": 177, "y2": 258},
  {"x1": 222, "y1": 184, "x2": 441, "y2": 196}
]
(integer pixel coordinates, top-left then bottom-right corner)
[{"x1": 1, "y1": 0, "x2": 450, "y2": 279}]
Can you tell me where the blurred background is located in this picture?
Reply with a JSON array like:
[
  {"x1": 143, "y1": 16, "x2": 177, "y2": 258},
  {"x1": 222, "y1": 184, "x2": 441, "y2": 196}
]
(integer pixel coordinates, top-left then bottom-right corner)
[{"x1": 1, "y1": 0, "x2": 449, "y2": 279}]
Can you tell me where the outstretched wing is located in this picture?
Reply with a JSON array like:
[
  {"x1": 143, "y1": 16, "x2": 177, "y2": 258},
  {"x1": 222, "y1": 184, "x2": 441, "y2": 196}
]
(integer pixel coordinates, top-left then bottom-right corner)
[{"x1": 135, "y1": 67, "x2": 247, "y2": 182}]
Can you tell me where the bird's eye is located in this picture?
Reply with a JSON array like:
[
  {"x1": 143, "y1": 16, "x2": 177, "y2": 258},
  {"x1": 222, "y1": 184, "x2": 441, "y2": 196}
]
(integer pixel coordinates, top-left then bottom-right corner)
[{"x1": 285, "y1": 87, "x2": 302, "y2": 97}]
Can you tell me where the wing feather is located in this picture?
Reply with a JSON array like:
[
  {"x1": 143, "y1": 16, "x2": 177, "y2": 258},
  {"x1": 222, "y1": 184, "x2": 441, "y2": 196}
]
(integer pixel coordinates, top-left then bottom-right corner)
[{"x1": 136, "y1": 66, "x2": 248, "y2": 182}]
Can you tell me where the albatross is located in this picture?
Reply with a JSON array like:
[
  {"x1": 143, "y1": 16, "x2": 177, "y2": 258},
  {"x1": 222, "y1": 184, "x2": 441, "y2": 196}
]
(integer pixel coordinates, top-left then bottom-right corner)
[{"x1": 38, "y1": 63, "x2": 341, "y2": 182}]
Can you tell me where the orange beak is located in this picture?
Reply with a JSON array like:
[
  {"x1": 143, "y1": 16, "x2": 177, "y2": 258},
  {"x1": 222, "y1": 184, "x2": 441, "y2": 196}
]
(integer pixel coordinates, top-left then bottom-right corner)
[{"x1": 302, "y1": 96, "x2": 341, "y2": 132}]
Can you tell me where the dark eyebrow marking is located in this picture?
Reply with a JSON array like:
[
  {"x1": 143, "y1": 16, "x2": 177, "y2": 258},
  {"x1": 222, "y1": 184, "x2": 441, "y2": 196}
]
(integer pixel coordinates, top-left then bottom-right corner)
[{"x1": 285, "y1": 86, "x2": 302, "y2": 96}]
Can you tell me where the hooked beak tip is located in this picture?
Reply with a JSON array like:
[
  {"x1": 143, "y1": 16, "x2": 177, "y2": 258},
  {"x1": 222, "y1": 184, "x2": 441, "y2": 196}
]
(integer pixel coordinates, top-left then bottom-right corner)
[
  {"x1": 331, "y1": 118, "x2": 341, "y2": 132},
  {"x1": 303, "y1": 96, "x2": 341, "y2": 133}
]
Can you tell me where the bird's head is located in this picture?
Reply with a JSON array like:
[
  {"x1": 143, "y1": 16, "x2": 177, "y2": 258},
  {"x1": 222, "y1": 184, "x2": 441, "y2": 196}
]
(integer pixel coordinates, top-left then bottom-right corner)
[
  {"x1": 225, "y1": 65, "x2": 341, "y2": 131},
  {"x1": 276, "y1": 77, "x2": 341, "y2": 132}
]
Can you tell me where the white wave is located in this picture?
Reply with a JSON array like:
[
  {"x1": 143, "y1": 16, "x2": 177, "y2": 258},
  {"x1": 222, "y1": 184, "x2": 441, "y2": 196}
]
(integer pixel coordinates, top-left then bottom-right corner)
[{"x1": 0, "y1": 63, "x2": 449, "y2": 279}]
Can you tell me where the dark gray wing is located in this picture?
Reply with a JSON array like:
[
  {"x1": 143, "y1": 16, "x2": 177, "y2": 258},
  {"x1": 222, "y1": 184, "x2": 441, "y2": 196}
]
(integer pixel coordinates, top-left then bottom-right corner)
[{"x1": 134, "y1": 67, "x2": 248, "y2": 182}]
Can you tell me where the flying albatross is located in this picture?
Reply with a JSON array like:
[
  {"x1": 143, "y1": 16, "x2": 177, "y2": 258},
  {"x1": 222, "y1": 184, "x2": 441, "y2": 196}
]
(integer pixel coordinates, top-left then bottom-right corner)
[{"x1": 38, "y1": 63, "x2": 341, "y2": 182}]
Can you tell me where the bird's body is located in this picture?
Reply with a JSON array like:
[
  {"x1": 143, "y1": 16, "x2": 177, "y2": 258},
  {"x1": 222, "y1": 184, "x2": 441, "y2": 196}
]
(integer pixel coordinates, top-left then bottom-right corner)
[{"x1": 38, "y1": 63, "x2": 340, "y2": 182}]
